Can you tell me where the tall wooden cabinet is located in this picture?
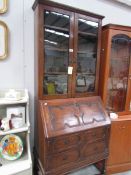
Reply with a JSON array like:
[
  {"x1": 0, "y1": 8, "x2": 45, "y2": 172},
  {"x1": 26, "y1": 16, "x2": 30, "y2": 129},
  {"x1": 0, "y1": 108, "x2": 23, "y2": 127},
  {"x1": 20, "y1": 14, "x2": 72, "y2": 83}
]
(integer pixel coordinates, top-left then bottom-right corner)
[
  {"x1": 33, "y1": 0, "x2": 104, "y2": 100},
  {"x1": 33, "y1": 1, "x2": 111, "y2": 175},
  {"x1": 100, "y1": 24, "x2": 131, "y2": 174},
  {"x1": 100, "y1": 24, "x2": 131, "y2": 115}
]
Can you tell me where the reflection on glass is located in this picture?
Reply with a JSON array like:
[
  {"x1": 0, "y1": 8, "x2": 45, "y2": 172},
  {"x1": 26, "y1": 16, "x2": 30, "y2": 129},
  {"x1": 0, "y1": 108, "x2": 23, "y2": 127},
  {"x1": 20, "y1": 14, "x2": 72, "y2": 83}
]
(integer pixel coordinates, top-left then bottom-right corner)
[
  {"x1": 106, "y1": 34, "x2": 130, "y2": 112},
  {"x1": 78, "y1": 19, "x2": 98, "y2": 34},
  {"x1": 43, "y1": 10, "x2": 70, "y2": 95},
  {"x1": 45, "y1": 11, "x2": 69, "y2": 30},
  {"x1": 76, "y1": 19, "x2": 98, "y2": 93}
]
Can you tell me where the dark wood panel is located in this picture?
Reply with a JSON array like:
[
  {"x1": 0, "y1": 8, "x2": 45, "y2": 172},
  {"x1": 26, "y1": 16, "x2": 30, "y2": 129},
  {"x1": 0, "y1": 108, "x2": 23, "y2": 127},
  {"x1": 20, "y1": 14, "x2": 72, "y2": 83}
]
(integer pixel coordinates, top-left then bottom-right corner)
[
  {"x1": 47, "y1": 134, "x2": 80, "y2": 154},
  {"x1": 47, "y1": 148, "x2": 80, "y2": 169},
  {"x1": 81, "y1": 140, "x2": 107, "y2": 158},
  {"x1": 40, "y1": 96, "x2": 110, "y2": 138},
  {"x1": 32, "y1": 0, "x2": 105, "y2": 20},
  {"x1": 82, "y1": 127, "x2": 106, "y2": 143}
]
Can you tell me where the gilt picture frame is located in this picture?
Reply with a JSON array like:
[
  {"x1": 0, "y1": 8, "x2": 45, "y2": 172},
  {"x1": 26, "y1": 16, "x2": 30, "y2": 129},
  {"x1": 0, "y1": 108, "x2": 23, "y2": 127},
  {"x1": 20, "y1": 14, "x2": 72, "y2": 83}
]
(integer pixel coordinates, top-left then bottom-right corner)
[
  {"x1": 0, "y1": 0, "x2": 8, "y2": 14},
  {"x1": 0, "y1": 20, "x2": 8, "y2": 60}
]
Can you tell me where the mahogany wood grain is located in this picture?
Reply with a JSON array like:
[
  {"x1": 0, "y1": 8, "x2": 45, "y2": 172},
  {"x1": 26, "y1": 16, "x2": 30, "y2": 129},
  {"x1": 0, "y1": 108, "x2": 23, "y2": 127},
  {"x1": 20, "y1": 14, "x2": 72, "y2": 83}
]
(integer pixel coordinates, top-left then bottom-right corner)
[
  {"x1": 102, "y1": 24, "x2": 131, "y2": 32},
  {"x1": 33, "y1": 0, "x2": 104, "y2": 20},
  {"x1": 106, "y1": 115, "x2": 131, "y2": 174}
]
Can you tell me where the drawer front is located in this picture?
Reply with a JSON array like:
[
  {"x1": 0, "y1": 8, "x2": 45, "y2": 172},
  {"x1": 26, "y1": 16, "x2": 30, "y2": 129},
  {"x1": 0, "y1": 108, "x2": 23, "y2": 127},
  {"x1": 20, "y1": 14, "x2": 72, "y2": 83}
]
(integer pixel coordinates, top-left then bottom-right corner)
[
  {"x1": 47, "y1": 148, "x2": 80, "y2": 169},
  {"x1": 81, "y1": 140, "x2": 106, "y2": 158},
  {"x1": 82, "y1": 127, "x2": 106, "y2": 143},
  {"x1": 47, "y1": 134, "x2": 80, "y2": 154}
]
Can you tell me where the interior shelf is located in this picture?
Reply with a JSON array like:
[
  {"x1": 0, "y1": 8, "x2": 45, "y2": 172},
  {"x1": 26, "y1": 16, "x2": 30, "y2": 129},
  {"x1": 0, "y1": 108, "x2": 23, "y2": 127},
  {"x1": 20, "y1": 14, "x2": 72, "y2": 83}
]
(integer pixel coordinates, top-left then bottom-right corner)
[
  {"x1": 45, "y1": 72, "x2": 67, "y2": 75},
  {"x1": 77, "y1": 51, "x2": 96, "y2": 54},
  {"x1": 78, "y1": 31, "x2": 97, "y2": 37},
  {"x1": 44, "y1": 24, "x2": 69, "y2": 32},
  {"x1": 45, "y1": 47, "x2": 68, "y2": 52},
  {"x1": 77, "y1": 73, "x2": 95, "y2": 75}
]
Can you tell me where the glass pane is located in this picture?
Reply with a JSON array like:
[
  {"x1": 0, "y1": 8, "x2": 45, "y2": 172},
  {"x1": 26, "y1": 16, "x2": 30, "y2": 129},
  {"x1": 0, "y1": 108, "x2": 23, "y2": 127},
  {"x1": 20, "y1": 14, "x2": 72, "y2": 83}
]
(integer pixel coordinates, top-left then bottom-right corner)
[
  {"x1": 76, "y1": 19, "x2": 98, "y2": 93},
  {"x1": 44, "y1": 75, "x2": 68, "y2": 95},
  {"x1": 43, "y1": 10, "x2": 70, "y2": 95},
  {"x1": 78, "y1": 19, "x2": 98, "y2": 34},
  {"x1": 45, "y1": 10, "x2": 69, "y2": 30},
  {"x1": 106, "y1": 34, "x2": 130, "y2": 112}
]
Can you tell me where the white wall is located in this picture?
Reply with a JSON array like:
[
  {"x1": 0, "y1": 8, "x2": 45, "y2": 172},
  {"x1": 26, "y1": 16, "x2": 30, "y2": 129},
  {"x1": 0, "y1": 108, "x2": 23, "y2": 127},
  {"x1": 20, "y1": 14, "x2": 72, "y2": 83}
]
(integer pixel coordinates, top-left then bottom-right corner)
[
  {"x1": 0, "y1": 0, "x2": 130, "y2": 148},
  {"x1": 0, "y1": 0, "x2": 34, "y2": 147},
  {"x1": 51, "y1": 0, "x2": 131, "y2": 26}
]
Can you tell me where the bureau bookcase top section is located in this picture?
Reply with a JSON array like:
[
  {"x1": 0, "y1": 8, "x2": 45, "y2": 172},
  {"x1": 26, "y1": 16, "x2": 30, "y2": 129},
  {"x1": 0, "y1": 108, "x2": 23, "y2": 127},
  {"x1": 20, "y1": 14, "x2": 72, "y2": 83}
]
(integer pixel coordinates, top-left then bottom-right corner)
[{"x1": 33, "y1": 0, "x2": 104, "y2": 99}]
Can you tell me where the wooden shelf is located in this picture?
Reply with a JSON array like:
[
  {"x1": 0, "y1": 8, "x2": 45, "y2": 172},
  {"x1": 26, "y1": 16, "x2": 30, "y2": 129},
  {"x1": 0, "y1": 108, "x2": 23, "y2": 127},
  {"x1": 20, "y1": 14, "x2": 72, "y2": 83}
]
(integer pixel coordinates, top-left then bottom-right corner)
[
  {"x1": 44, "y1": 24, "x2": 69, "y2": 32},
  {"x1": 77, "y1": 72, "x2": 95, "y2": 75},
  {"x1": 77, "y1": 51, "x2": 96, "y2": 54},
  {"x1": 78, "y1": 31, "x2": 97, "y2": 37},
  {"x1": 45, "y1": 47, "x2": 68, "y2": 52},
  {"x1": 111, "y1": 57, "x2": 129, "y2": 61},
  {"x1": 45, "y1": 72, "x2": 67, "y2": 75}
]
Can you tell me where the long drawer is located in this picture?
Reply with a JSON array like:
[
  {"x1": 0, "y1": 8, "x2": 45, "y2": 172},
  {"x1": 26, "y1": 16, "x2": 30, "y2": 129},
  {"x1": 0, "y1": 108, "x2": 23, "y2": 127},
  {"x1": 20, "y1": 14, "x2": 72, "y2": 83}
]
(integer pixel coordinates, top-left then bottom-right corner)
[
  {"x1": 47, "y1": 127, "x2": 106, "y2": 154},
  {"x1": 46, "y1": 139, "x2": 107, "y2": 170},
  {"x1": 47, "y1": 147, "x2": 80, "y2": 169}
]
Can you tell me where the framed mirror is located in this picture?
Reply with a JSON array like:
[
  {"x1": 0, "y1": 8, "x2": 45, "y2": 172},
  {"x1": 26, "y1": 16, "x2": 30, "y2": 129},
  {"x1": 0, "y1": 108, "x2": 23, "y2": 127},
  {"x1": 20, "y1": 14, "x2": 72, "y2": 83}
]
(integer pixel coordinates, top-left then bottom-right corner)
[
  {"x1": 0, "y1": 21, "x2": 8, "y2": 60},
  {"x1": 0, "y1": 0, "x2": 8, "y2": 14}
]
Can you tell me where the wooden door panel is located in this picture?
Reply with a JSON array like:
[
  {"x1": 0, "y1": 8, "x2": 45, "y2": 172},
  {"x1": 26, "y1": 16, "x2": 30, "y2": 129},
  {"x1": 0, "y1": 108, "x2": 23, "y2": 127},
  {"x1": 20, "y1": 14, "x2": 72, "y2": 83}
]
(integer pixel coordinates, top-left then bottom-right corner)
[{"x1": 107, "y1": 119, "x2": 131, "y2": 165}]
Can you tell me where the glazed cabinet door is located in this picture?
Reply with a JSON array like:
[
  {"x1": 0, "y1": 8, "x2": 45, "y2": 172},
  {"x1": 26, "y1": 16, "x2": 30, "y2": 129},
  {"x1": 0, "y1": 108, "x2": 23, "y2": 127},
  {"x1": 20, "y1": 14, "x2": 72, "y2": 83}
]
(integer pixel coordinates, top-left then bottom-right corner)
[
  {"x1": 106, "y1": 32, "x2": 131, "y2": 113},
  {"x1": 38, "y1": 5, "x2": 102, "y2": 100},
  {"x1": 72, "y1": 13, "x2": 101, "y2": 97},
  {"x1": 39, "y1": 5, "x2": 74, "y2": 99}
]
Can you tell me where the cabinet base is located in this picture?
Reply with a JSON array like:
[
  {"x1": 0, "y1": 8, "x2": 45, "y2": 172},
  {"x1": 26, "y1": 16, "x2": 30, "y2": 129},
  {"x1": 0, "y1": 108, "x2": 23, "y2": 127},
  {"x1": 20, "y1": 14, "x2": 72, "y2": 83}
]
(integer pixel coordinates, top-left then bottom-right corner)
[
  {"x1": 33, "y1": 147, "x2": 106, "y2": 175},
  {"x1": 106, "y1": 163, "x2": 131, "y2": 175}
]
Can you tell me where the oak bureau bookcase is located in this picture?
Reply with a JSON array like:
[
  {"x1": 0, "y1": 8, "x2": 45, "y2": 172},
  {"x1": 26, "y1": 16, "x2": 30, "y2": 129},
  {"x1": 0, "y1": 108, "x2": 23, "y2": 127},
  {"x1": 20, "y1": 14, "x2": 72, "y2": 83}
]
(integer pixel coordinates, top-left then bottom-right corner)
[{"x1": 33, "y1": 1, "x2": 111, "y2": 175}]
